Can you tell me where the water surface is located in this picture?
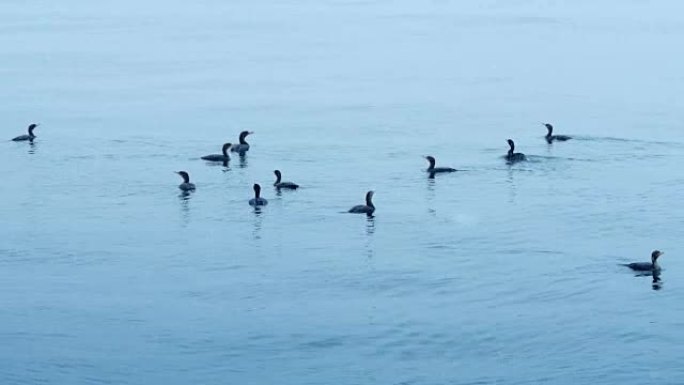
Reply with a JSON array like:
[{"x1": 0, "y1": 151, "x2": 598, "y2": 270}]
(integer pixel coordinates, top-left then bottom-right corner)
[{"x1": 2, "y1": 1, "x2": 684, "y2": 384}]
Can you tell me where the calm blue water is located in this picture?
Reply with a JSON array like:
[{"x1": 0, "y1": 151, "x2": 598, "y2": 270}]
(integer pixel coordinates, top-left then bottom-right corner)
[{"x1": 3, "y1": 1, "x2": 684, "y2": 384}]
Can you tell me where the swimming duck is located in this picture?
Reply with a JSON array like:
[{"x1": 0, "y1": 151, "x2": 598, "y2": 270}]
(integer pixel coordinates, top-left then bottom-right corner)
[
  {"x1": 348, "y1": 191, "x2": 375, "y2": 215},
  {"x1": 12, "y1": 123, "x2": 38, "y2": 142},
  {"x1": 175, "y1": 171, "x2": 196, "y2": 191},
  {"x1": 544, "y1": 123, "x2": 572, "y2": 143},
  {"x1": 273, "y1": 170, "x2": 299, "y2": 189}
]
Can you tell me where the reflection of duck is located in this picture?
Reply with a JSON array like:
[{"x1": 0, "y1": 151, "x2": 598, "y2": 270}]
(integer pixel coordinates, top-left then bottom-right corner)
[
  {"x1": 424, "y1": 156, "x2": 457, "y2": 174},
  {"x1": 652, "y1": 269, "x2": 662, "y2": 290},
  {"x1": 201, "y1": 143, "x2": 231, "y2": 162},
  {"x1": 273, "y1": 170, "x2": 299, "y2": 189},
  {"x1": 231, "y1": 131, "x2": 253, "y2": 153},
  {"x1": 12, "y1": 123, "x2": 38, "y2": 141},
  {"x1": 249, "y1": 184, "x2": 268, "y2": 206},
  {"x1": 544, "y1": 123, "x2": 571, "y2": 143},
  {"x1": 505, "y1": 139, "x2": 526, "y2": 163},
  {"x1": 175, "y1": 171, "x2": 196, "y2": 191},
  {"x1": 622, "y1": 250, "x2": 663, "y2": 272},
  {"x1": 349, "y1": 191, "x2": 375, "y2": 215}
]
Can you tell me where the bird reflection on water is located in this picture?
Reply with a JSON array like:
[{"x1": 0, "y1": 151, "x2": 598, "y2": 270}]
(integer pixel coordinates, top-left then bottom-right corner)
[
  {"x1": 652, "y1": 270, "x2": 662, "y2": 291},
  {"x1": 238, "y1": 153, "x2": 248, "y2": 168},
  {"x1": 365, "y1": 215, "x2": 375, "y2": 259},
  {"x1": 252, "y1": 208, "x2": 263, "y2": 240},
  {"x1": 365, "y1": 215, "x2": 375, "y2": 235},
  {"x1": 178, "y1": 191, "x2": 192, "y2": 225}
]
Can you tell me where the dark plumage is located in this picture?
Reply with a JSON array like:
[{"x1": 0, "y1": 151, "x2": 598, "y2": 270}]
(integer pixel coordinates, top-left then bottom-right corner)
[
  {"x1": 249, "y1": 183, "x2": 268, "y2": 206},
  {"x1": 231, "y1": 131, "x2": 253, "y2": 153},
  {"x1": 544, "y1": 123, "x2": 572, "y2": 143},
  {"x1": 12, "y1": 123, "x2": 38, "y2": 142},
  {"x1": 622, "y1": 250, "x2": 664, "y2": 272},
  {"x1": 348, "y1": 191, "x2": 375, "y2": 215},
  {"x1": 175, "y1": 171, "x2": 196, "y2": 191},
  {"x1": 201, "y1": 143, "x2": 232, "y2": 161},
  {"x1": 273, "y1": 170, "x2": 299, "y2": 189},
  {"x1": 506, "y1": 139, "x2": 526, "y2": 163},
  {"x1": 425, "y1": 156, "x2": 457, "y2": 174}
]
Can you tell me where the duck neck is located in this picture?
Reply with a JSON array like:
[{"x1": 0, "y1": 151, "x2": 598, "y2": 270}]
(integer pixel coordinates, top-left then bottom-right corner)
[
  {"x1": 240, "y1": 133, "x2": 248, "y2": 145},
  {"x1": 366, "y1": 194, "x2": 374, "y2": 208},
  {"x1": 427, "y1": 158, "x2": 435, "y2": 171},
  {"x1": 274, "y1": 173, "x2": 282, "y2": 184}
]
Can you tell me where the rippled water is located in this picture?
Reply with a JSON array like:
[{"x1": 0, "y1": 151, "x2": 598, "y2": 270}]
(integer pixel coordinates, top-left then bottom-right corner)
[{"x1": 3, "y1": 1, "x2": 684, "y2": 384}]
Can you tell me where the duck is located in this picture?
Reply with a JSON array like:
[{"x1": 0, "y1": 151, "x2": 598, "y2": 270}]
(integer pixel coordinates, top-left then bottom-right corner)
[
  {"x1": 622, "y1": 250, "x2": 664, "y2": 272},
  {"x1": 505, "y1": 139, "x2": 526, "y2": 163},
  {"x1": 249, "y1": 183, "x2": 268, "y2": 206},
  {"x1": 544, "y1": 123, "x2": 572, "y2": 143},
  {"x1": 175, "y1": 171, "x2": 196, "y2": 191},
  {"x1": 348, "y1": 191, "x2": 375, "y2": 215},
  {"x1": 424, "y1": 156, "x2": 457, "y2": 174},
  {"x1": 201, "y1": 143, "x2": 232, "y2": 162},
  {"x1": 12, "y1": 123, "x2": 39, "y2": 142},
  {"x1": 231, "y1": 131, "x2": 253, "y2": 153},
  {"x1": 273, "y1": 170, "x2": 299, "y2": 189}
]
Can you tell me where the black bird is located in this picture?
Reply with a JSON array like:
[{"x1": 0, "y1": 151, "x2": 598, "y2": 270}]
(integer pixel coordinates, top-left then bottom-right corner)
[
  {"x1": 201, "y1": 143, "x2": 232, "y2": 162},
  {"x1": 544, "y1": 123, "x2": 572, "y2": 143},
  {"x1": 231, "y1": 131, "x2": 253, "y2": 153},
  {"x1": 249, "y1": 183, "x2": 268, "y2": 206},
  {"x1": 175, "y1": 171, "x2": 196, "y2": 191},
  {"x1": 12, "y1": 123, "x2": 39, "y2": 142},
  {"x1": 505, "y1": 139, "x2": 526, "y2": 163},
  {"x1": 348, "y1": 191, "x2": 375, "y2": 215},
  {"x1": 622, "y1": 250, "x2": 664, "y2": 272},
  {"x1": 424, "y1": 156, "x2": 457, "y2": 174},
  {"x1": 273, "y1": 170, "x2": 299, "y2": 189}
]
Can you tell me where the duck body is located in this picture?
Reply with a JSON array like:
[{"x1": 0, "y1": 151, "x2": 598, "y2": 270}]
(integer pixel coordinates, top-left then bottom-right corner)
[
  {"x1": 623, "y1": 262, "x2": 659, "y2": 272},
  {"x1": 249, "y1": 197, "x2": 268, "y2": 206},
  {"x1": 273, "y1": 170, "x2": 299, "y2": 189},
  {"x1": 275, "y1": 181, "x2": 299, "y2": 189},
  {"x1": 349, "y1": 205, "x2": 375, "y2": 214},
  {"x1": 431, "y1": 167, "x2": 457, "y2": 173},
  {"x1": 349, "y1": 191, "x2": 375, "y2": 215},
  {"x1": 12, "y1": 134, "x2": 34, "y2": 142},
  {"x1": 201, "y1": 143, "x2": 231, "y2": 161},
  {"x1": 12, "y1": 123, "x2": 38, "y2": 141}
]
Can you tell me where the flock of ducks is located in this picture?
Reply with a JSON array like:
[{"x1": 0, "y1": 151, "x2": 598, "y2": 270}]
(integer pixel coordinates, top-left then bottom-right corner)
[{"x1": 10, "y1": 122, "x2": 665, "y2": 276}]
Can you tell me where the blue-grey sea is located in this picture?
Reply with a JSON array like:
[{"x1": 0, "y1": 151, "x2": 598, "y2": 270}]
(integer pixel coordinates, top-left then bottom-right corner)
[{"x1": 2, "y1": 1, "x2": 684, "y2": 384}]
